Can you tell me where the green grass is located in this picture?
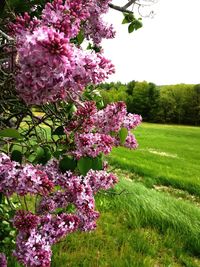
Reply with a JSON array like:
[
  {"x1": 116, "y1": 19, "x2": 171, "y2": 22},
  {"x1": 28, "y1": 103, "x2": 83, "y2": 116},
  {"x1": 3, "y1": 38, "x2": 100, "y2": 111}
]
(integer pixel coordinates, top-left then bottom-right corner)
[
  {"x1": 7, "y1": 123, "x2": 200, "y2": 266},
  {"x1": 109, "y1": 123, "x2": 200, "y2": 196},
  {"x1": 51, "y1": 179, "x2": 200, "y2": 267}
]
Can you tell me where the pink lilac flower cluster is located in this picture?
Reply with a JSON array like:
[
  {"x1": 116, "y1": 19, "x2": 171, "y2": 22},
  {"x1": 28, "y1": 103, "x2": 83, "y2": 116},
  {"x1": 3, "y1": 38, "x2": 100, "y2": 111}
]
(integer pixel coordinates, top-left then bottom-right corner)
[
  {"x1": 11, "y1": 0, "x2": 115, "y2": 105},
  {"x1": 0, "y1": 153, "x2": 19, "y2": 196},
  {"x1": 83, "y1": 0, "x2": 115, "y2": 44},
  {"x1": 11, "y1": 162, "x2": 117, "y2": 266},
  {"x1": 14, "y1": 231, "x2": 52, "y2": 267},
  {"x1": 94, "y1": 101, "x2": 127, "y2": 133},
  {"x1": 65, "y1": 101, "x2": 97, "y2": 134},
  {"x1": 86, "y1": 169, "x2": 118, "y2": 193},
  {"x1": 0, "y1": 253, "x2": 7, "y2": 267},
  {"x1": 13, "y1": 211, "x2": 40, "y2": 233},
  {"x1": 74, "y1": 132, "x2": 114, "y2": 158},
  {"x1": 0, "y1": 153, "x2": 54, "y2": 197},
  {"x1": 70, "y1": 101, "x2": 142, "y2": 157},
  {"x1": 41, "y1": 0, "x2": 92, "y2": 38},
  {"x1": 38, "y1": 162, "x2": 117, "y2": 230},
  {"x1": 13, "y1": 211, "x2": 79, "y2": 266}
]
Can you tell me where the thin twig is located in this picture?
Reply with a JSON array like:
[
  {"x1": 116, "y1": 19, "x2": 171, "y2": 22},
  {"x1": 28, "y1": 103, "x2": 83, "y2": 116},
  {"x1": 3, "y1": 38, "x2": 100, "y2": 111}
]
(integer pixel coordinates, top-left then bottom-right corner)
[
  {"x1": 0, "y1": 29, "x2": 14, "y2": 42},
  {"x1": 109, "y1": 3, "x2": 133, "y2": 13}
]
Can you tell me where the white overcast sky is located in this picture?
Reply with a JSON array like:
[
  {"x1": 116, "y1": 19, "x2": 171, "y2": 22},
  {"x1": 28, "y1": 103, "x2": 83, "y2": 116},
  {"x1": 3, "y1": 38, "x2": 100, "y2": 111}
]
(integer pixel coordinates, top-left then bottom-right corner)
[{"x1": 102, "y1": 0, "x2": 200, "y2": 85}]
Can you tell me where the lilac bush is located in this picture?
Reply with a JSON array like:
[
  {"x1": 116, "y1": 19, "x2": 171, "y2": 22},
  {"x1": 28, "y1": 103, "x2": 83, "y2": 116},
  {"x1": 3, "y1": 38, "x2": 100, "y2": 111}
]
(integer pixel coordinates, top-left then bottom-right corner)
[{"x1": 0, "y1": 0, "x2": 142, "y2": 266}]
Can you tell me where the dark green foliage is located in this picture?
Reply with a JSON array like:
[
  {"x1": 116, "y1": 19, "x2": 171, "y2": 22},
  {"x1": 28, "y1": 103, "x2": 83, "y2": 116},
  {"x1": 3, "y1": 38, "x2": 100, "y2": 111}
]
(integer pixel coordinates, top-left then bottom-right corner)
[
  {"x1": 99, "y1": 81, "x2": 200, "y2": 125},
  {"x1": 122, "y1": 13, "x2": 143, "y2": 33},
  {"x1": 59, "y1": 156, "x2": 77, "y2": 173},
  {"x1": 0, "y1": 0, "x2": 48, "y2": 17},
  {"x1": 77, "y1": 155, "x2": 103, "y2": 175}
]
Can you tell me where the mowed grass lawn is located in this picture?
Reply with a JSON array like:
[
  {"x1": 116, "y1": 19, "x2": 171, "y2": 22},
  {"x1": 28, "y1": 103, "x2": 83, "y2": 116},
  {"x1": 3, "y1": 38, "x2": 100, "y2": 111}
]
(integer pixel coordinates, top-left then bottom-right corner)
[{"x1": 109, "y1": 123, "x2": 200, "y2": 196}]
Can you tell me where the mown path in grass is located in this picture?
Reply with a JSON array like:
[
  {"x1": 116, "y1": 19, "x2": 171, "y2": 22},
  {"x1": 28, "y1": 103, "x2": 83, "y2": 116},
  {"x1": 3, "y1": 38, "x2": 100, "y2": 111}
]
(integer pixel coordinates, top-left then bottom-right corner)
[
  {"x1": 109, "y1": 123, "x2": 200, "y2": 196},
  {"x1": 51, "y1": 123, "x2": 200, "y2": 267}
]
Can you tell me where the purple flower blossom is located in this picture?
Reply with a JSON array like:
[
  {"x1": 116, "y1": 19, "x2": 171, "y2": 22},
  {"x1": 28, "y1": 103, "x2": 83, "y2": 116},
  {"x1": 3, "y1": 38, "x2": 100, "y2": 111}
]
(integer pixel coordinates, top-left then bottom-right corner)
[
  {"x1": 86, "y1": 170, "x2": 118, "y2": 193},
  {"x1": 40, "y1": 213, "x2": 79, "y2": 244},
  {"x1": 13, "y1": 210, "x2": 40, "y2": 233},
  {"x1": 16, "y1": 164, "x2": 54, "y2": 196},
  {"x1": 124, "y1": 132, "x2": 138, "y2": 149},
  {"x1": 13, "y1": 231, "x2": 52, "y2": 267},
  {"x1": 0, "y1": 253, "x2": 7, "y2": 267},
  {"x1": 74, "y1": 133, "x2": 114, "y2": 158},
  {"x1": 0, "y1": 153, "x2": 19, "y2": 196},
  {"x1": 123, "y1": 114, "x2": 142, "y2": 130},
  {"x1": 93, "y1": 102, "x2": 127, "y2": 134}
]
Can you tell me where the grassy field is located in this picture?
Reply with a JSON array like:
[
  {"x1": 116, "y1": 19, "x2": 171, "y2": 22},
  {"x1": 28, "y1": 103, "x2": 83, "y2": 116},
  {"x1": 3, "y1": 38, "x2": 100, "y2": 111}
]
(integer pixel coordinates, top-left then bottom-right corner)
[
  {"x1": 109, "y1": 123, "x2": 200, "y2": 196},
  {"x1": 9, "y1": 123, "x2": 200, "y2": 267}
]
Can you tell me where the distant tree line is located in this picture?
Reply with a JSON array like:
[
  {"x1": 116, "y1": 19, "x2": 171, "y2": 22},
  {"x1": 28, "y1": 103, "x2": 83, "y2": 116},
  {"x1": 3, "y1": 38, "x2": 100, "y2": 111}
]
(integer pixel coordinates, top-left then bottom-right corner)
[{"x1": 98, "y1": 81, "x2": 200, "y2": 125}]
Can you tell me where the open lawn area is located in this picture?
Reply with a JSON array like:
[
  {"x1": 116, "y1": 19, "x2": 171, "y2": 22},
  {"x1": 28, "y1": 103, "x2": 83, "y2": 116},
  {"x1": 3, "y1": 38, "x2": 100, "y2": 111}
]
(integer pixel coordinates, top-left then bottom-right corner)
[{"x1": 110, "y1": 123, "x2": 200, "y2": 196}]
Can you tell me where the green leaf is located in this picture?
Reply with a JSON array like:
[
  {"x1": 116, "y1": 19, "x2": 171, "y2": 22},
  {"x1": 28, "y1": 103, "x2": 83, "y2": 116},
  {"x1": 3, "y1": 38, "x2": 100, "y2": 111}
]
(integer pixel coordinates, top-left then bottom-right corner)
[
  {"x1": 35, "y1": 147, "x2": 45, "y2": 159},
  {"x1": 128, "y1": 22, "x2": 136, "y2": 33},
  {"x1": 59, "y1": 156, "x2": 77, "y2": 173},
  {"x1": 134, "y1": 20, "x2": 143, "y2": 30},
  {"x1": 123, "y1": 13, "x2": 135, "y2": 23},
  {"x1": 77, "y1": 156, "x2": 103, "y2": 175},
  {"x1": 122, "y1": 17, "x2": 130, "y2": 24},
  {"x1": 119, "y1": 127, "x2": 128, "y2": 145},
  {"x1": 11, "y1": 150, "x2": 23, "y2": 163},
  {"x1": 53, "y1": 126, "x2": 65, "y2": 135},
  {"x1": 0, "y1": 128, "x2": 22, "y2": 139},
  {"x1": 77, "y1": 30, "x2": 84, "y2": 45},
  {"x1": 53, "y1": 149, "x2": 65, "y2": 159},
  {"x1": 40, "y1": 147, "x2": 51, "y2": 165},
  {"x1": 70, "y1": 104, "x2": 77, "y2": 114},
  {"x1": 33, "y1": 146, "x2": 51, "y2": 165}
]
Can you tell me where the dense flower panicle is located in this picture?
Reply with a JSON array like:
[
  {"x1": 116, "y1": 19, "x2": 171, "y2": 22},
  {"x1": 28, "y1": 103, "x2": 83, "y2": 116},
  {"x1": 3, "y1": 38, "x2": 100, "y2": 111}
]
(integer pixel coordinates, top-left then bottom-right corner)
[
  {"x1": 40, "y1": 213, "x2": 79, "y2": 244},
  {"x1": 0, "y1": 153, "x2": 19, "y2": 196},
  {"x1": 0, "y1": 253, "x2": 7, "y2": 267},
  {"x1": 9, "y1": 12, "x2": 40, "y2": 38},
  {"x1": 0, "y1": 154, "x2": 54, "y2": 197},
  {"x1": 42, "y1": 0, "x2": 92, "y2": 38},
  {"x1": 94, "y1": 102, "x2": 127, "y2": 133},
  {"x1": 17, "y1": 165, "x2": 54, "y2": 196},
  {"x1": 86, "y1": 170, "x2": 118, "y2": 193},
  {"x1": 123, "y1": 113, "x2": 142, "y2": 130},
  {"x1": 124, "y1": 132, "x2": 138, "y2": 149},
  {"x1": 84, "y1": 17, "x2": 115, "y2": 45},
  {"x1": 15, "y1": 26, "x2": 114, "y2": 105},
  {"x1": 15, "y1": 26, "x2": 73, "y2": 105},
  {"x1": 83, "y1": 0, "x2": 115, "y2": 44},
  {"x1": 13, "y1": 231, "x2": 52, "y2": 267},
  {"x1": 65, "y1": 101, "x2": 97, "y2": 133},
  {"x1": 63, "y1": 174, "x2": 99, "y2": 231},
  {"x1": 14, "y1": 213, "x2": 79, "y2": 266},
  {"x1": 13, "y1": 211, "x2": 40, "y2": 233},
  {"x1": 74, "y1": 133, "x2": 114, "y2": 158},
  {"x1": 11, "y1": 0, "x2": 115, "y2": 105}
]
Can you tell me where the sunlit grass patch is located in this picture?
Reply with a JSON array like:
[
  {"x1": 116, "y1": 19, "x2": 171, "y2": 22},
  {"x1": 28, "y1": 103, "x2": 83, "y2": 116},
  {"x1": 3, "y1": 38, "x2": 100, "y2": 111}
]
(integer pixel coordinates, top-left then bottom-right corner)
[{"x1": 109, "y1": 123, "x2": 200, "y2": 196}]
